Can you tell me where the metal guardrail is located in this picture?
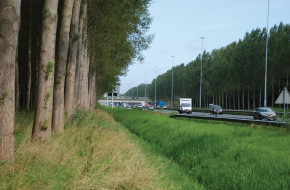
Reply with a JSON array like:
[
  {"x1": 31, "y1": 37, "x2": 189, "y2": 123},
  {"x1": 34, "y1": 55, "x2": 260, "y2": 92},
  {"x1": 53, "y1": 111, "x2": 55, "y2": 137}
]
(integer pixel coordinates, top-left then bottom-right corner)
[
  {"x1": 170, "y1": 114, "x2": 289, "y2": 127},
  {"x1": 162, "y1": 108, "x2": 290, "y2": 116}
]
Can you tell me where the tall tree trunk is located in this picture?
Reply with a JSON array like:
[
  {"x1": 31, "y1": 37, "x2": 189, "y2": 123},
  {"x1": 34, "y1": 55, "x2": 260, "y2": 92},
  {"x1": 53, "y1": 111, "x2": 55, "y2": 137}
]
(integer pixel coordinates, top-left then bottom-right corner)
[
  {"x1": 287, "y1": 74, "x2": 289, "y2": 109},
  {"x1": 52, "y1": 0, "x2": 74, "y2": 133},
  {"x1": 222, "y1": 91, "x2": 224, "y2": 107},
  {"x1": 247, "y1": 85, "x2": 250, "y2": 110},
  {"x1": 212, "y1": 93, "x2": 214, "y2": 104},
  {"x1": 32, "y1": 0, "x2": 59, "y2": 142},
  {"x1": 271, "y1": 76, "x2": 274, "y2": 107},
  {"x1": 279, "y1": 77, "x2": 281, "y2": 108},
  {"x1": 206, "y1": 85, "x2": 208, "y2": 107},
  {"x1": 225, "y1": 93, "x2": 227, "y2": 109},
  {"x1": 26, "y1": 1, "x2": 33, "y2": 112},
  {"x1": 64, "y1": 0, "x2": 82, "y2": 116},
  {"x1": 229, "y1": 95, "x2": 231, "y2": 109},
  {"x1": 0, "y1": 0, "x2": 21, "y2": 162},
  {"x1": 242, "y1": 87, "x2": 245, "y2": 110},
  {"x1": 253, "y1": 85, "x2": 255, "y2": 109},
  {"x1": 74, "y1": 1, "x2": 84, "y2": 105},
  {"x1": 238, "y1": 79, "x2": 240, "y2": 110},
  {"x1": 259, "y1": 84, "x2": 262, "y2": 107},
  {"x1": 15, "y1": 51, "x2": 20, "y2": 111},
  {"x1": 26, "y1": 40, "x2": 31, "y2": 112},
  {"x1": 233, "y1": 91, "x2": 236, "y2": 110},
  {"x1": 218, "y1": 92, "x2": 221, "y2": 105},
  {"x1": 76, "y1": 0, "x2": 88, "y2": 109},
  {"x1": 89, "y1": 72, "x2": 96, "y2": 110}
]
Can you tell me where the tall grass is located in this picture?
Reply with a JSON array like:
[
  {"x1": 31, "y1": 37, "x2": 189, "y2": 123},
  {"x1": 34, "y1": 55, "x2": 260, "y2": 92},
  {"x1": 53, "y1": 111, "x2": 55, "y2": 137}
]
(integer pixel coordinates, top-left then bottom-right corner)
[
  {"x1": 2, "y1": 109, "x2": 202, "y2": 189},
  {"x1": 107, "y1": 108, "x2": 290, "y2": 190}
]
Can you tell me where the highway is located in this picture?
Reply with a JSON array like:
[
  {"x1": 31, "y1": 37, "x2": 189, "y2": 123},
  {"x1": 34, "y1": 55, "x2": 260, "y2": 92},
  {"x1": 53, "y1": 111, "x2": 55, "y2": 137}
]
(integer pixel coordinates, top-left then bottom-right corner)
[{"x1": 146, "y1": 108, "x2": 288, "y2": 127}]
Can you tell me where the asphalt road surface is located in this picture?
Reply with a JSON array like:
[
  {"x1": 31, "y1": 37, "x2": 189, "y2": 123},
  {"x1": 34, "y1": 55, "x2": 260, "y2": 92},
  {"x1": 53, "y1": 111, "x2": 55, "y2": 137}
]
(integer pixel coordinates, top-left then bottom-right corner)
[{"x1": 152, "y1": 109, "x2": 270, "y2": 121}]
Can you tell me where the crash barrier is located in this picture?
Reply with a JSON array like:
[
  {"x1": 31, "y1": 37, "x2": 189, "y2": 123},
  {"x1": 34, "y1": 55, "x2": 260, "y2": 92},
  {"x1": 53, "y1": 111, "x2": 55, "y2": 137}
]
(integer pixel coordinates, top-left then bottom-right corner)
[{"x1": 170, "y1": 114, "x2": 289, "y2": 127}]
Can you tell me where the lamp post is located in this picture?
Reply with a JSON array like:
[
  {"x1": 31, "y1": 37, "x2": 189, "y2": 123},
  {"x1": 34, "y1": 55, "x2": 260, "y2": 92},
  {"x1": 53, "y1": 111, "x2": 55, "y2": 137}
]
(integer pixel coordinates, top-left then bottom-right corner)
[
  {"x1": 200, "y1": 37, "x2": 205, "y2": 108},
  {"x1": 154, "y1": 66, "x2": 157, "y2": 107},
  {"x1": 171, "y1": 56, "x2": 175, "y2": 108},
  {"x1": 264, "y1": 0, "x2": 270, "y2": 107},
  {"x1": 155, "y1": 77, "x2": 157, "y2": 107},
  {"x1": 144, "y1": 72, "x2": 146, "y2": 102}
]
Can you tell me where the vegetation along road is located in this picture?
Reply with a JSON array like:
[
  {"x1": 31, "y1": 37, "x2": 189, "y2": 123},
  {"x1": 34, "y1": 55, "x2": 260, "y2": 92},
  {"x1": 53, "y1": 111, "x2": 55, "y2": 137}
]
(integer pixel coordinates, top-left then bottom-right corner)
[{"x1": 107, "y1": 108, "x2": 290, "y2": 190}]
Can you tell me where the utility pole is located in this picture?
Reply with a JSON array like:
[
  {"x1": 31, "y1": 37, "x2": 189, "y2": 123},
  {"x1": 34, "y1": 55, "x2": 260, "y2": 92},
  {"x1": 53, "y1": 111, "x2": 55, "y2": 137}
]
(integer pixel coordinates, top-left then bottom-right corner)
[
  {"x1": 171, "y1": 56, "x2": 175, "y2": 108},
  {"x1": 145, "y1": 73, "x2": 146, "y2": 102},
  {"x1": 155, "y1": 77, "x2": 157, "y2": 107},
  {"x1": 264, "y1": 0, "x2": 270, "y2": 107},
  {"x1": 200, "y1": 37, "x2": 205, "y2": 108}
]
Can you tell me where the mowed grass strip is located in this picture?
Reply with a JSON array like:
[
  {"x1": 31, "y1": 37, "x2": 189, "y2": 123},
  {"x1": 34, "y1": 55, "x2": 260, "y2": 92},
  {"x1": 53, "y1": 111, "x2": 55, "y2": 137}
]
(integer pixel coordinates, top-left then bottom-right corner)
[
  {"x1": 107, "y1": 108, "x2": 290, "y2": 190},
  {"x1": 1, "y1": 109, "x2": 201, "y2": 189}
]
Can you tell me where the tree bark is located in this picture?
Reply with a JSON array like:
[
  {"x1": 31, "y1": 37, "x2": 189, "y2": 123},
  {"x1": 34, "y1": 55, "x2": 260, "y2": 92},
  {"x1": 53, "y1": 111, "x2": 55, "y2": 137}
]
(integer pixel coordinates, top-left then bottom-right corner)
[
  {"x1": 15, "y1": 51, "x2": 19, "y2": 111},
  {"x1": 238, "y1": 79, "x2": 240, "y2": 110},
  {"x1": 271, "y1": 76, "x2": 274, "y2": 107},
  {"x1": 247, "y1": 85, "x2": 250, "y2": 110},
  {"x1": 26, "y1": 40, "x2": 31, "y2": 112},
  {"x1": 259, "y1": 84, "x2": 262, "y2": 107},
  {"x1": 64, "y1": 0, "x2": 82, "y2": 116},
  {"x1": 89, "y1": 71, "x2": 96, "y2": 110},
  {"x1": 253, "y1": 85, "x2": 255, "y2": 109},
  {"x1": 25, "y1": 1, "x2": 33, "y2": 112},
  {"x1": 225, "y1": 93, "x2": 227, "y2": 109},
  {"x1": 0, "y1": 0, "x2": 21, "y2": 162},
  {"x1": 75, "y1": 0, "x2": 87, "y2": 109},
  {"x1": 221, "y1": 91, "x2": 224, "y2": 107},
  {"x1": 242, "y1": 87, "x2": 245, "y2": 110},
  {"x1": 229, "y1": 95, "x2": 231, "y2": 109},
  {"x1": 233, "y1": 91, "x2": 236, "y2": 110},
  {"x1": 218, "y1": 92, "x2": 221, "y2": 105},
  {"x1": 74, "y1": 2, "x2": 83, "y2": 104},
  {"x1": 32, "y1": 0, "x2": 59, "y2": 142},
  {"x1": 52, "y1": 0, "x2": 74, "y2": 133}
]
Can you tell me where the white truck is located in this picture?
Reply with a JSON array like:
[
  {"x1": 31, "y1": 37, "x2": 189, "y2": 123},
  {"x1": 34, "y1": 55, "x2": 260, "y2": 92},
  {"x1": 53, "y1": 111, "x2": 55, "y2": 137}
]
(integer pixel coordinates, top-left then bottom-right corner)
[{"x1": 178, "y1": 98, "x2": 192, "y2": 114}]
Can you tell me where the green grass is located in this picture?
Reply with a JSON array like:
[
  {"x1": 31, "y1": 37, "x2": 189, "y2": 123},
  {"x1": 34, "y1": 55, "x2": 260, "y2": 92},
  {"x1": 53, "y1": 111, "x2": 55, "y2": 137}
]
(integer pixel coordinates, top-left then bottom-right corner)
[
  {"x1": 1, "y1": 109, "x2": 204, "y2": 189},
  {"x1": 106, "y1": 108, "x2": 290, "y2": 190}
]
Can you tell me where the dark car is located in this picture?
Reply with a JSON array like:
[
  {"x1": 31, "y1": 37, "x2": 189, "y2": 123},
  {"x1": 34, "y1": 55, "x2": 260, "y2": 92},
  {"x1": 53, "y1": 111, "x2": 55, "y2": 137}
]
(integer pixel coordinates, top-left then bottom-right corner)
[
  {"x1": 210, "y1": 105, "x2": 223, "y2": 116},
  {"x1": 253, "y1": 107, "x2": 276, "y2": 121}
]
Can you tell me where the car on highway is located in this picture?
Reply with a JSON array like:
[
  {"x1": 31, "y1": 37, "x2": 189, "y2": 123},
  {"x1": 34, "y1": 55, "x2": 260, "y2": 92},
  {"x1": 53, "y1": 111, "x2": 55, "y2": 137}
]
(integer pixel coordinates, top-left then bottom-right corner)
[
  {"x1": 253, "y1": 107, "x2": 276, "y2": 121},
  {"x1": 148, "y1": 105, "x2": 154, "y2": 110},
  {"x1": 210, "y1": 105, "x2": 223, "y2": 116}
]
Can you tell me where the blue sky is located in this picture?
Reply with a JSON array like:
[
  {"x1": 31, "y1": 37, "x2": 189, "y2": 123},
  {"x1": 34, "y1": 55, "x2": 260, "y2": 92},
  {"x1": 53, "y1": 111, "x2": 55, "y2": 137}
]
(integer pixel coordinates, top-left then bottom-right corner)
[{"x1": 119, "y1": 0, "x2": 290, "y2": 93}]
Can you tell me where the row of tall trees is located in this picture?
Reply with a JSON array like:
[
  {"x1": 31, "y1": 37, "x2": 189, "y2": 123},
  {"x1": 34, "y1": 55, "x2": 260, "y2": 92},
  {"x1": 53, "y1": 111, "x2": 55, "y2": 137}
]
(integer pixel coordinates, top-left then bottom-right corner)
[
  {"x1": 125, "y1": 23, "x2": 290, "y2": 109},
  {"x1": 0, "y1": 0, "x2": 152, "y2": 162}
]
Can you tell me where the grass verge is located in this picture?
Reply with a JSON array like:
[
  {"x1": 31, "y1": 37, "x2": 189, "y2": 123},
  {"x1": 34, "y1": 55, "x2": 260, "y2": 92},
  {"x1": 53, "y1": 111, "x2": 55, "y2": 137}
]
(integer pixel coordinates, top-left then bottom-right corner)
[
  {"x1": 1, "y1": 109, "x2": 203, "y2": 189},
  {"x1": 107, "y1": 108, "x2": 290, "y2": 190}
]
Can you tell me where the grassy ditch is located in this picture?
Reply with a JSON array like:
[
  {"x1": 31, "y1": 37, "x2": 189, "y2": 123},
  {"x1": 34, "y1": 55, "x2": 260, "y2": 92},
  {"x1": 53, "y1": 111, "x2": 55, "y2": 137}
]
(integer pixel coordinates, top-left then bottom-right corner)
[
  {"x1": 107, "y1": 108, "x2": 290, "y2": 190},
  {"x1": 1, "y1": 109, "x2": 202, "y2": 189}
]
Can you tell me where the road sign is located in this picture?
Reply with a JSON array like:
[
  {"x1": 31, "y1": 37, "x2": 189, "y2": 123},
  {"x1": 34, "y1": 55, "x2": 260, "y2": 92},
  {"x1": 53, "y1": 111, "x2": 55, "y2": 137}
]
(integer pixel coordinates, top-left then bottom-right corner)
[
  {"x1": 275, "y1": 87, "x2": 290, "y2": 117},
  {"x1": 275, "y1": 87, "x2": 290, "y2": 104}
]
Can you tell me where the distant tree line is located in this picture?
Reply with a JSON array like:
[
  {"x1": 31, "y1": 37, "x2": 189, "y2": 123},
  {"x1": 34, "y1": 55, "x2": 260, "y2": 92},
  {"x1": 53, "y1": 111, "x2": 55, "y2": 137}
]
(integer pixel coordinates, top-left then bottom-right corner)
[
  {"x1": 125, "y1": 23, "x2": 290, "y2": 109},
  {"x1": 0, "y1": 0, "x2": 152, "y2": 162}
]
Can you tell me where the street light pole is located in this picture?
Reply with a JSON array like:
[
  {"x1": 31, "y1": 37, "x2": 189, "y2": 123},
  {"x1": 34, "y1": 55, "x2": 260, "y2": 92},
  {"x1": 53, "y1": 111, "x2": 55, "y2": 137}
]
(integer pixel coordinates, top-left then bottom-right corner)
[
  {"x1": 171, "y1": 56, "x2": 175, "y2": 108},
  {"x1": 264, "y1": 0, "x2": 270, "y2": 107},
  {"x1": 200, "y1": 37, "x2": 205, "y2": 108},
  {"x1": 155, "y1": 77, "x2": 157, "y2": 107},
  {"x1": 144, "y1": 73, "x2": 146, "y2": 102}
]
